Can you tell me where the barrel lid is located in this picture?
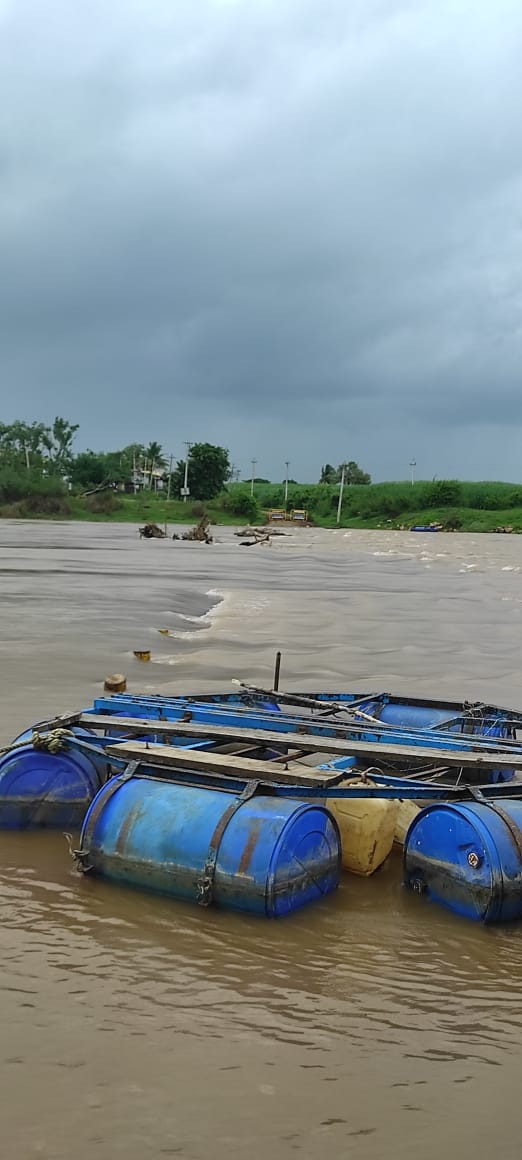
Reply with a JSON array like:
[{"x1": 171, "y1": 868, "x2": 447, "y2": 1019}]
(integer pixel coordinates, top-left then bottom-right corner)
[
  {"x1": 0, "y1": 743, "x2": 98, "y2": 800},
  {"x1": 404, "y1": 803, "x2": 501, "y2": 921},
  {"x1": 268, "y1": 805, "x2": 341, "y2": 917}
]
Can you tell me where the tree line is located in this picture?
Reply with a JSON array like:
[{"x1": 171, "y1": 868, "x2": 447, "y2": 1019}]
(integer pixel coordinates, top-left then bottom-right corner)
[
  {"x1": 0, "y1": 418, "x2": 372, "y2": 503},
  {"x1": 0, "y1": 420, "x2": 233, "y2": 502}
]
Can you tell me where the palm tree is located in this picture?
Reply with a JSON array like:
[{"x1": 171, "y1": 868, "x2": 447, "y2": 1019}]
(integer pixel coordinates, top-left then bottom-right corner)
[{"x1": 143, "y1": 441, "x2": 167, "y2": 487}]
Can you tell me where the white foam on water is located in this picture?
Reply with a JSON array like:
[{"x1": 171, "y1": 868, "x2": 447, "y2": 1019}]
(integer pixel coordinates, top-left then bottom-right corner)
[
  {"x1": 177, "y1": 612, "x2": 212, "y2": 624},
  {"x1": 158, "y1": 629, "x2": 206, "y2": 641}
]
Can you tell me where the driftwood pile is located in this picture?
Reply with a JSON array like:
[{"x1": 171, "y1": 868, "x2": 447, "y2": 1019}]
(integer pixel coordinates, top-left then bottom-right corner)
[
  {"x1": 238, "y1": 527, "x2": 273, "y2": 547},
  {"x1": 139, "y1": 523, "x2": 167, "y2": 539},
  {"x1": 181, "y1": 515, "x2": 213, "y2": 544}
]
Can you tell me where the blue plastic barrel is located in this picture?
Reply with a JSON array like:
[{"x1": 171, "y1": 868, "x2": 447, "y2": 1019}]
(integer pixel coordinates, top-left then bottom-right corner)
[
  {"x1": 403, "y1": 800, "x2": 522, "y2": 922},
  {"x1": 11, "y1": 726, "x2": 108, "y2": 778},
  {"x1": 0, "y1": 728, "x2": 105, "y2": 829},
  {"x1": 360, "y1": 701, "x2": 456, "y2": 729},
  {"x1": 79, "y1": 774, "x2": 341, "y2": 916}
]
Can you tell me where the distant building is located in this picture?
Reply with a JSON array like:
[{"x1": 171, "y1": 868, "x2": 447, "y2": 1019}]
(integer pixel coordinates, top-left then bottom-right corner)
[{"x1": 129, "y1": 466, "x2": 166, "y2": 492}]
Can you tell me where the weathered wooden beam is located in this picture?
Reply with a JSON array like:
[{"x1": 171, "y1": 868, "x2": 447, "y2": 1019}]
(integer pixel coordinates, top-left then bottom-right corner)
[
  {"x1": 34, "y1": 710, "x2": 83, "y2": 731},
  {"x1": 106, "y1": 741, "x2": 339, "y2": 786},
  {"x1": 91, "y1": 714, "x2": 522, "y2": 771}
]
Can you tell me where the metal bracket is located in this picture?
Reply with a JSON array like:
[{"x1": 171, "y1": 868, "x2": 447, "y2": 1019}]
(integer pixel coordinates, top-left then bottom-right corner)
[
  {"x1": 75, "y1": 761, "x2": 140, "y2": 873},
  {"x1": 196, "y1": 780, "x2": 259, "y2": 907},
  {"x1": 484, "y1": 801, "x2": 522, "y2": 862}
]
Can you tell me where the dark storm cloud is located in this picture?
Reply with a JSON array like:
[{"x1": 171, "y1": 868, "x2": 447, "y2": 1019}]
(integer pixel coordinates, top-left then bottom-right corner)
[{"x1": 2, "y1": 0, "x2": 522, "y2": 480}]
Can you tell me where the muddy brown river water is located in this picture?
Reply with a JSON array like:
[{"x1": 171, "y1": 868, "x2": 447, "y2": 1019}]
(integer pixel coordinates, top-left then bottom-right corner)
[{"x1": 1, "y1": 520, "x2": 522, "y2": 1159}]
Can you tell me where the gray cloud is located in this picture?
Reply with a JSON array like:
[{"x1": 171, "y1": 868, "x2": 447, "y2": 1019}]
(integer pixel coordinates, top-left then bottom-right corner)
[{"x1": 2, "y1": 0, "x2": 522, "y2": 480}]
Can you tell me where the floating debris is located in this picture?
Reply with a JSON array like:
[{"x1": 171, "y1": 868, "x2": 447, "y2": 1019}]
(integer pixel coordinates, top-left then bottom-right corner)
[
  {"x1": 138, "y1": 523, "x2": 167, "y2": 539},
  {"x1": 181, "y1": 515, "x2": 213, "y2": 544},
  {"x1": 104, "y1": 673, "x2": 127, "y2": 693}
]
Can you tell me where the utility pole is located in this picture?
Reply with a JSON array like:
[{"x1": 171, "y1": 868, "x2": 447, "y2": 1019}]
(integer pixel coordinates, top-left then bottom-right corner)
[
  {"x1": 410, "y1": 459, "x2": 416, "y2": 486},
  {"x1": 182, "y1": 442, "x2": 192, "y2": 502},
  {"x1": 284, "y1": 460, "x2": 290, "y2": 510},
  {"x1": 163, "y1": 454, "x2": 174, "y2": 536},
  {"x1": 251, "y1": 459, "x2": 257, "y2": 497},
  {"x1": 336, "y1": 463, "x2": 347, "y2": 525}
]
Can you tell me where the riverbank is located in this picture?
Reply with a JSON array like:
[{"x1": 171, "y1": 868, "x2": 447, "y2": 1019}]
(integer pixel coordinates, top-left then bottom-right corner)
[
  {"x1": 0, "y1": 493, "x2": 242, "y2": 525},
  {"x1": 2, "y1": 491, "x2": 522, "y2": 533}
]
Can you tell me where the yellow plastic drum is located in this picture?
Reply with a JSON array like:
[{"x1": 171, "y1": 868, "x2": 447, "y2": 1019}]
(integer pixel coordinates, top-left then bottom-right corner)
[
  {"x1": 394, "y1": 799, "x2": 421, "y2": 848},
  {"x1": 329, "y1": 779, "x2": 399, "y2": 876}
]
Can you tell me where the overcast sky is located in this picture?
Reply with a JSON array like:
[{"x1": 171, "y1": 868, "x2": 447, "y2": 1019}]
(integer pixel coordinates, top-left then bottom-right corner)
[{"x1": 2, "y1": 0, "x2": 522, "y2": 482}]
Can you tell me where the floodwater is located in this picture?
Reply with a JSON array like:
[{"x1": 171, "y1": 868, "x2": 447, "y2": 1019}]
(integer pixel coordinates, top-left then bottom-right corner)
[{"x1": 1, "y1": 519, "x2": 522, "y2": 1159}]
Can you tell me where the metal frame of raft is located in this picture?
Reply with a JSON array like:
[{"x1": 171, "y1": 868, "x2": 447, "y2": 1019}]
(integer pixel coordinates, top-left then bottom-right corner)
[
  {"x1": 61, "y1": 742, "x2": 522, "y2": 802},
  {"x1": 49, "y1": 704, "x2": 521, "y2": 759},
  {"x1": 84, "y1": 693, "x2": 522, "y2": 750}
]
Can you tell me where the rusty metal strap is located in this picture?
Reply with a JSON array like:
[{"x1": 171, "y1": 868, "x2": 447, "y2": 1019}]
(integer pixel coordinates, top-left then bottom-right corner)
[
  {"x1": 74, "y1": 762, "x2": 140, "y2": 872},
  {"x1": 196, "y1": 780, "x2": 259, "y2": 908},
  {"x1": 485, "y1": 801, "x2": 522, "y2": 862}
]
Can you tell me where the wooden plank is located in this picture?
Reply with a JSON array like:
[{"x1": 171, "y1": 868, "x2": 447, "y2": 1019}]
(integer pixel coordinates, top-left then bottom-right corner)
[
  {"x1": 34, "y1": 710, "x2": 82, "y2": 731},
  {"x1": 90, "y1": 713, "x2": 522, "y2": 771},
  {"x1": 82, "y1": 710, "x2": 521, "y2": 753},
  {"x1": 106, "y1": 741, "x2": 339, "y2": 786},
  {"x1": 82, "y1": 710, "x2": 373, "y2": 741}
]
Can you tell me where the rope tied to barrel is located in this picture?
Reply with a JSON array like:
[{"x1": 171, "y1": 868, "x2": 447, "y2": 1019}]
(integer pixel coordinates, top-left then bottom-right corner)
[
  {"x1": 31, "y1": 728, "x2": 74, "y2": 754},
  {"x1": 63, "y1": 832, "x2": 93, "y2": 872},
  {"x1": 0, "y1": 726, "x2": 75, "y2": 760}
]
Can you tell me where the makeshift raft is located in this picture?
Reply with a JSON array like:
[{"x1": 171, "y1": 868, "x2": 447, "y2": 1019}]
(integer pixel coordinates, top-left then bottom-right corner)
[{"x1": 4, "y1": 685, "x2": 522, "y2": 920}]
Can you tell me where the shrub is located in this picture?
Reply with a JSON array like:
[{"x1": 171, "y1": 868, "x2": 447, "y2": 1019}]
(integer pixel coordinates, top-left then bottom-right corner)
[
  {"x1": 422, "y1": 480, "x2": 462, "y2": 506},
  {"x1": 0, "y1": 469, "x2": 66, "y2": 505},
  {"x1": 191, "y1": 501, "x2": 206, "y2": 518},
  {"x1": 19, "y1": 493, "x2": 72, "y2": 516},
  {"x1": 220, "y1": 489, "x2": 259, "y2": 522},
  {"x1": 84, "y1": 492, "x2": 122, "y2": 515}
]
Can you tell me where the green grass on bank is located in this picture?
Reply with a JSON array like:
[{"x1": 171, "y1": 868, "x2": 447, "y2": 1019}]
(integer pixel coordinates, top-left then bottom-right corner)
[
  {"x1": 337, "y1": 507, "x2": 522, "y2": 533},
  {"x1": 3, "y1": 478, "x2": 522, "y2": 532},
  {"x1": 67, "y1": 494, "x2": 241, "y2": 525}
]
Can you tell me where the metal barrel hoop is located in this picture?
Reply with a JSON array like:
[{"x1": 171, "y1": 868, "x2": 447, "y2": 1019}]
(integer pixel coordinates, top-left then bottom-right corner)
[
  {"x1": 74, "y1": 762, "x2": 140, "y2": 872},
  {"x1": 196, "y1": 780, "x2": 260, "y2": 907}
]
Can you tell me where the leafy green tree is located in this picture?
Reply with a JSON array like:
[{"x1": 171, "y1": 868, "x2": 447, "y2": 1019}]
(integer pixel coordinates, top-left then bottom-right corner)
[
  {"x1": 0, "y1": 420, "x2": 50, "y2": 469},
  {"x1": 320, "y1": 462, "x2": 371, "y2": 485},
  {"x1": 171, "y1": 443, "x2": 230, "y2": 501},
  {"x1": 118, "y1": 443, "x2": 146, "y2": 483},
  {"x1": 319, "y1": 463, "x2": 338, "y2": 484},
  {"x1": 41, "y1": 416, "x2": 79, "y2": 473},
  {"x1": 69, "y1": 451, "x2": 109, "y2": 489},
  {"x1": 344, "y1": 461, "x2": 371, "y2": 485}
]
